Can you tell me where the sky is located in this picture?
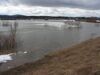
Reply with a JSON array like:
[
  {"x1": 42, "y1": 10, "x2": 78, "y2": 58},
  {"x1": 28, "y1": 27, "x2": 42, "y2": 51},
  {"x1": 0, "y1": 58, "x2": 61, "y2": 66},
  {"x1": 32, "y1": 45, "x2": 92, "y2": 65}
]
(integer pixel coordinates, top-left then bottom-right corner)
[{"x1": 0, "y1": 0, "x2": 100, "y2": 17}]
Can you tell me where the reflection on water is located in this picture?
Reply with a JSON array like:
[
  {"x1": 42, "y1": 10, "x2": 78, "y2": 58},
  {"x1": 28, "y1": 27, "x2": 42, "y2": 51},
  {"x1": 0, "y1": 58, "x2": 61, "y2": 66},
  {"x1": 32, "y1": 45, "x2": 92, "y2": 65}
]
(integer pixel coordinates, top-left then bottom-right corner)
[
  {"x1": 0, "y1": 20, "x2": 100, "y2": 72},
  {"x1": 95, "y1": 23, "x2": 100, "y2": 27}
]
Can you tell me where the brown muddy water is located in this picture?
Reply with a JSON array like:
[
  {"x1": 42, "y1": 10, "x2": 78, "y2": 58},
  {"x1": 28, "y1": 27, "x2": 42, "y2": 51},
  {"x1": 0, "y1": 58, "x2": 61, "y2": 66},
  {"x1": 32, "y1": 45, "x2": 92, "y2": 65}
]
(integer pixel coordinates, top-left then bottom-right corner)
[{"x1": 0, "y1": 20, "x2": 100, "y2": 72}]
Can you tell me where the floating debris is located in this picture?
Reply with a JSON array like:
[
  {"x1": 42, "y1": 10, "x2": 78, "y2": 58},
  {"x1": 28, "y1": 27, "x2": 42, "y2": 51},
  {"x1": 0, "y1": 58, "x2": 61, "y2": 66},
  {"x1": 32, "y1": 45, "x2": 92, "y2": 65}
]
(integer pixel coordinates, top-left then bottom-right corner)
[
  {"x1": 24, "y1": 51, "x2": 28, "y2": 54},
  {"x1": 62, "y1": 20, "x2": 81, "y2": 29}
]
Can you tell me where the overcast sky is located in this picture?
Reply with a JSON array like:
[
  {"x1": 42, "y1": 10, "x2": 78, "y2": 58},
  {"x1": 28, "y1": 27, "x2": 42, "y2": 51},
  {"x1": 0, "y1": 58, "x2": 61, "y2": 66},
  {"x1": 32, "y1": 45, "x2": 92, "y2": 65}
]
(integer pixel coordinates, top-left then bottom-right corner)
[{"x1": 0, "y1": 0, "x2": 100, "y2": 17}]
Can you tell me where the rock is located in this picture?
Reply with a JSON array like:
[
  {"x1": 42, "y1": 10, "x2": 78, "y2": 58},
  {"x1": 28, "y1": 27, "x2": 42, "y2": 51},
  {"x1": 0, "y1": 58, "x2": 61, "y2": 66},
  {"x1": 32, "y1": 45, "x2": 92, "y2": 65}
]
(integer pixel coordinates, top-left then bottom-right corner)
[{"x1": 94, "y1": 71, "x2": 100, "y2": 75}]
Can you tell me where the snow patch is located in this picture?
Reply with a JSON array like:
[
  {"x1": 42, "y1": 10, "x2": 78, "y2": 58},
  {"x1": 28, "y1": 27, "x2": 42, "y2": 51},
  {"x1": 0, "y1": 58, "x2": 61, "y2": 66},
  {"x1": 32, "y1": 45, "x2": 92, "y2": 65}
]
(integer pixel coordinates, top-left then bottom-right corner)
[{"x1": 0, "y1": 55, "x2": 12, "y2": 63}]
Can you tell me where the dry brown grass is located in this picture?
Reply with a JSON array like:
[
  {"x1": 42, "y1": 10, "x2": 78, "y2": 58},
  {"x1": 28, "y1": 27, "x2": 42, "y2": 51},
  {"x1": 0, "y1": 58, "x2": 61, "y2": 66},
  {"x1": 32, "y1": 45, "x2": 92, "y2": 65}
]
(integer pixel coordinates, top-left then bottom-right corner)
[
  {"x1": 1, "y1": 37, "x2": 100, "y2": 75},
  {"x1": 0, "y1": 35, "x2": 17, "y2": 55},
  {"x1": 0, "y1": 50, "x2": 15, "y2": 55}
]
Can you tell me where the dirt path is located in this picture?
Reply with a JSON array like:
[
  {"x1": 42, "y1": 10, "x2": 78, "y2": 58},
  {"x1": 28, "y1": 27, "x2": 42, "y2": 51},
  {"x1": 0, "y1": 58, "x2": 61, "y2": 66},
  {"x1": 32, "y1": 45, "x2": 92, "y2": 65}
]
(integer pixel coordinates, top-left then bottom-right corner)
[{"x1": 1, "y1": 37, "x2": 100, "y2": 75}]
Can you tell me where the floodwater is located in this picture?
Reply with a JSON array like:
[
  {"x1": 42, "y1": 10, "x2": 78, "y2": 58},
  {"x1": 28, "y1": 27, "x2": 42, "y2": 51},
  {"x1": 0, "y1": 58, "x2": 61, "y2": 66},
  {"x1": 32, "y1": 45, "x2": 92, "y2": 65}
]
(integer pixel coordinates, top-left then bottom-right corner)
[{"x1": 0, "y1": 20, "x2": 100, "y2": 72}]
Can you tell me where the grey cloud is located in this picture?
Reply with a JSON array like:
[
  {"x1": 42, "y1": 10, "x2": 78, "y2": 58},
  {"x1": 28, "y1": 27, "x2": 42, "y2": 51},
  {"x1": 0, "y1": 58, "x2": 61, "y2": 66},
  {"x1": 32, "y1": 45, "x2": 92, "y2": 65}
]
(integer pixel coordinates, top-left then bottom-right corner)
[
  {"x1": 0, "y1": 0, "x2": 9, "y2": 5},
  {"x1": 5, "y1": 0, "x2": 100, "y2": 10}
]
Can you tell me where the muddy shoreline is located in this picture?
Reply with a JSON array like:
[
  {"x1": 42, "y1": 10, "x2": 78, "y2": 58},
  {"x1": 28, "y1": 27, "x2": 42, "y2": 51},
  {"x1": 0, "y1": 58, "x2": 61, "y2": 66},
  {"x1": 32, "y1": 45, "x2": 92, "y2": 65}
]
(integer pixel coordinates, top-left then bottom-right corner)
[{"x1": 0, "y1": 37, "x2": 100, "y2": 75}]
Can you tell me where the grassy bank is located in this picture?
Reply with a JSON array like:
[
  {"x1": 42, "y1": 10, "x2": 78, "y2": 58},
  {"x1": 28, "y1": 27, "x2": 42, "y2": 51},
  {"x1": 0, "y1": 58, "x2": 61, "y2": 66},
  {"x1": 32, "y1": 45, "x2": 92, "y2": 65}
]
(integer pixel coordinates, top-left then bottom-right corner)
[
  {"x1": 0, "y1": 50, "x2": 16, "y2": 55},
  {"x1": 1, "y1": 37, "x2": 100, "y2": 75}
]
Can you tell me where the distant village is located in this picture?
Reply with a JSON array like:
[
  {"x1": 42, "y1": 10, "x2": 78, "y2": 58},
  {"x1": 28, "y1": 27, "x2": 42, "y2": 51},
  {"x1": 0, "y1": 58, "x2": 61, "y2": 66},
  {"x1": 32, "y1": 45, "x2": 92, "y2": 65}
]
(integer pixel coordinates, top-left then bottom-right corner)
[{"x1": 0, "y1": 15, "x2": 100, "y2": 23}]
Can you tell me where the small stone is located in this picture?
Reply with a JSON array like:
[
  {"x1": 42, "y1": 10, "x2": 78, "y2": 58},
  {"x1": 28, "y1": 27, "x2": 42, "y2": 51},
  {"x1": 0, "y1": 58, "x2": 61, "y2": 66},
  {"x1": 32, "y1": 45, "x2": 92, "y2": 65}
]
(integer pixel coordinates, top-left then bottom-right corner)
[{"x1": 94, "y1": 71, "x2": 100, "y2": 75}]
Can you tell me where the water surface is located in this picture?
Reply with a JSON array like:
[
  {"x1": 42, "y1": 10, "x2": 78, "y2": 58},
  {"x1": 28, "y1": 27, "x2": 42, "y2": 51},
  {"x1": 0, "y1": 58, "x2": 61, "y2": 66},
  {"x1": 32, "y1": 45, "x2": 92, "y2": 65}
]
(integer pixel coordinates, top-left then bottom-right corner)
[{"x1": 0, "y1": 20, "x2": 100, "y2": 72}]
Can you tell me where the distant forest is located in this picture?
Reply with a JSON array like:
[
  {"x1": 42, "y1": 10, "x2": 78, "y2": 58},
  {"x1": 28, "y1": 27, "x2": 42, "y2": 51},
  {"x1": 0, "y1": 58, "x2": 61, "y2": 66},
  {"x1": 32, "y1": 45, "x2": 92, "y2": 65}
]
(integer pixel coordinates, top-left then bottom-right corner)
[{"x1": 0, "y1": 15, "x2": 100, "y2": 22}]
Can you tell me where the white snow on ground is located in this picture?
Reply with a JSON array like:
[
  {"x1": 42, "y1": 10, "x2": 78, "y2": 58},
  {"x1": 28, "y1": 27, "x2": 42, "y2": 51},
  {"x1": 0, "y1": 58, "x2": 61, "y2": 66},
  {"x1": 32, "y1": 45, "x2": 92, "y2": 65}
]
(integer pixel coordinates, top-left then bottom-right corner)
[{"x1": 0, "y1": 54, "x2": 12, "y2": 63}]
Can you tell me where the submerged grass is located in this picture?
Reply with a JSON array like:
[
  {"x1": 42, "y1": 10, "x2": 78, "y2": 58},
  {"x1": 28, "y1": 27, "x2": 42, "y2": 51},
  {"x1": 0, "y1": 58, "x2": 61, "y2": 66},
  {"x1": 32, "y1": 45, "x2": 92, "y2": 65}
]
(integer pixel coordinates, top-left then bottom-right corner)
[
  {"x1": 0, "y1": 22, "x2": 18, "y2": 54},
  {"x1": 0, "y1": 35, "x2": 17, "y2": 55},
  {"x1": 1, "y1": 37, "x2": 100, "y2": 75}
]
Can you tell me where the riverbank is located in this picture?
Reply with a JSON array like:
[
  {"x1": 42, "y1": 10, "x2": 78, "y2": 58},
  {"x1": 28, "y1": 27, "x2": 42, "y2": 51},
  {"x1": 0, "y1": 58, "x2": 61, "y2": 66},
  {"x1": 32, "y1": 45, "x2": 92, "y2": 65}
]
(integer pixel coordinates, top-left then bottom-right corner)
[
  {"x1": 1, "y1": 37, "x2": 100, "y2": 75},
  {"x1": 0, "y1": 50, "x2": 15, "y2": 55}
]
